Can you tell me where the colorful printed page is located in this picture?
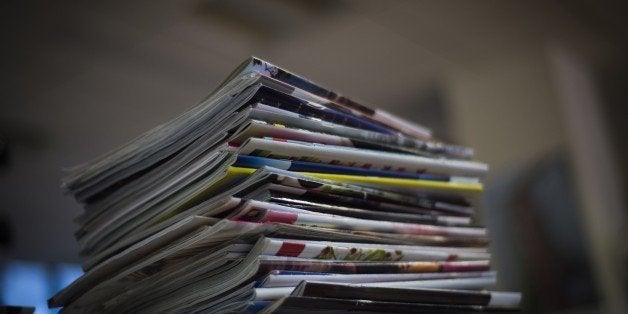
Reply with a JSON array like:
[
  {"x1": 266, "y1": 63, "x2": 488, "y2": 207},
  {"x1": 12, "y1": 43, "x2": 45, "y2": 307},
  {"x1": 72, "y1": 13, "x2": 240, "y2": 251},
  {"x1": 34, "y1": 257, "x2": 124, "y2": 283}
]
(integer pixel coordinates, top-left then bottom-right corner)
[
  {"x1": 256, "y1": 256, "x2": 491, "y2": 275},
  {"x1": 249, "y1": 103, "x2": 474, "y2": 159},
  {"x1": 247, "y1": 183, "x2": 474, "y2": 217},
  {"x1": 253, "y1": 275, "x2": 497, "y2": 300},
  {"x1": 231, "y1": 118, "x2": 440, "y2": 158},
  {"x1": 229, "y1": 165, "x2": 482, "y2": 196},
  {"x1": 229, "y1": 166, "x2": 468, "y2": 209},
  {"x1": 229, "y1": 200, "x2": 486, "y2": 238},
  {"x1": 248, "y1": 85, "x2": 396, "y2": 135},
  {"x1": 233, "y1": 154, "x2": 452, "y2": 181},
  {"x1": 268, "y1": 222, "x2": 489, "y2": 248},
  {"x1": 258, "y1": 270, "x2": 496, "y2": 288},
  {"x1": 262, "y1": 193, "x2": 471, "y2": 226},
  {"x1": 229, "y1": 57, "x2": 433, "y2": 139},
  {"x1": 237, "y1": 137, "x2": 488, "y2": 178},
  {"x1": 255, "y1": 237, "x2": 490, "y2": 262}
]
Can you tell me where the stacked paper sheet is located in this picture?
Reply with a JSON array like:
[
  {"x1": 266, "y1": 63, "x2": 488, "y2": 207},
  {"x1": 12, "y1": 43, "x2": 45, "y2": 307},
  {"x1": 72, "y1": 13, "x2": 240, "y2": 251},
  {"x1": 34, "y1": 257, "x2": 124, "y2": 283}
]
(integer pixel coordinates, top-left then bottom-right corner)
[{"x1": 50, "y1": 57, "x2": 521, "y2": 313}]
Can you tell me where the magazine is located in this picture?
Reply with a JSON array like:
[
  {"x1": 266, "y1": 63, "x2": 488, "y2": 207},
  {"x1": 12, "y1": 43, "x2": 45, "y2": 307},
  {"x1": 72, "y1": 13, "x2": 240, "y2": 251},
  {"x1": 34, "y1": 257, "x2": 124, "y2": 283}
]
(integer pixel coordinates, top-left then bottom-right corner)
[
  {"x1": 288, "y1": 281, "x2": 521, "y2": 309},
  {"x1": 247, "y1": 103, "x2": 473, "y2": 159},
  {"x1": 224, "y1": 57, "x2": 434, "y2": 140},
  {"x1": 237, "y1": 137, "x2": 488, "y2": 177}
]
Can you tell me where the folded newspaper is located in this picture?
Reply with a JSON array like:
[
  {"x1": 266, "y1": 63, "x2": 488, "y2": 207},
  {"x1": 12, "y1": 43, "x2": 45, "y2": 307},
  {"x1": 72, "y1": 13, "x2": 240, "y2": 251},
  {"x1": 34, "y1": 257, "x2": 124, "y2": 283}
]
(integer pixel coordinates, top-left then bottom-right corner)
[{"x1": 50, "y1": 57, "x2": 521, "y2": 313}]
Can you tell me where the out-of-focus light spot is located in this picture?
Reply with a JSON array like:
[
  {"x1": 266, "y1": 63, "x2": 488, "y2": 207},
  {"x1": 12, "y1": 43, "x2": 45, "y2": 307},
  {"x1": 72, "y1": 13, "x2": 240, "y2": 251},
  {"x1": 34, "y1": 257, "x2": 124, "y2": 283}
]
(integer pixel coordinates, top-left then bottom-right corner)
[
  {"x1": 53, "y1": 263, "x2": 83, "y2": 294},
  {"x1": 1, "y1": 260, "x2": 82, "y2": 314}
]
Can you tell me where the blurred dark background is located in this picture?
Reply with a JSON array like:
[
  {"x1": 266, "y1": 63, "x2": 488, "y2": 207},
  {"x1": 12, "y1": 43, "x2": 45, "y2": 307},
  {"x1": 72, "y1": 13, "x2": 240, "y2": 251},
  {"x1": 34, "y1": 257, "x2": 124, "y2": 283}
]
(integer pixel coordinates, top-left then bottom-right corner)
[{"x1": 1, "y1": 0, "x2": 627, "y2": 313}]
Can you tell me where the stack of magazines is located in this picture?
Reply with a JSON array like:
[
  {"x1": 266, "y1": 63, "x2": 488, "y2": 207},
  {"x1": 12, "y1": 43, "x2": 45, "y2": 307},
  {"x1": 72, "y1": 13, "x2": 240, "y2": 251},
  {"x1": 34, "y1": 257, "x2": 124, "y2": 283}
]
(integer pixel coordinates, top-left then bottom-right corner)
[{"x1": 49, "y1": 57, "x2": 521, "y2": 313}]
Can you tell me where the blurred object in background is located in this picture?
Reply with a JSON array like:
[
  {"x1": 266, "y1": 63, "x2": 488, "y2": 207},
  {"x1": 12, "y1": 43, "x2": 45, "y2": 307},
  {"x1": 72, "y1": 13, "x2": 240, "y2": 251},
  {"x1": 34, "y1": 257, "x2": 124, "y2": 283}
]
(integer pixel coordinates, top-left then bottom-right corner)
[
  {"x1": 548, "y1": 46, "x2": 628, "y2": 314},
  {"x1": 0, "y1": 260, "x2": 82, "y2": 314},
  {"x1": 488, "y1": 153, "x2": 599, "y2": 312}
]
